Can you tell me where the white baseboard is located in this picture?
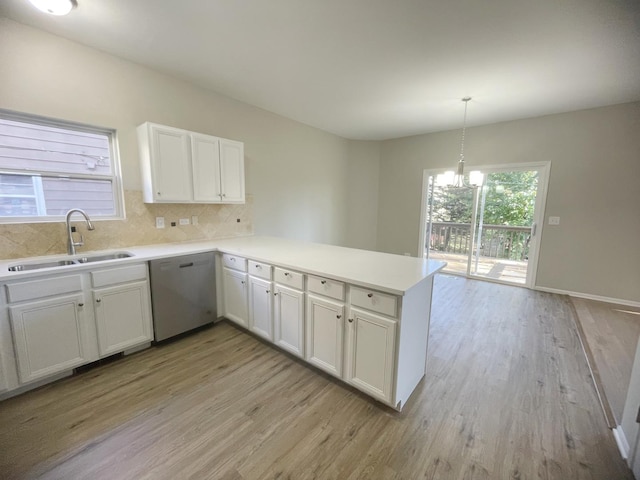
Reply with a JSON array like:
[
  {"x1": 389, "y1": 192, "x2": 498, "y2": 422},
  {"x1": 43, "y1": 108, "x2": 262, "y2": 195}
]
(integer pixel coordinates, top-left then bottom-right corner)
[
  {"x1": 534, "y1": 286, "x2": 640, "y2": 308},
  {"x1": 613, "y1": 426, "x2": 630, "y2": 461}
]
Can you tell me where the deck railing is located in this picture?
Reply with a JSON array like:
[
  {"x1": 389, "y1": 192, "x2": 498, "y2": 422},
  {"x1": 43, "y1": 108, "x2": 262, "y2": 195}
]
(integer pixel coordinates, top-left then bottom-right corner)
[{"x1": 429, "y1": 222, "x2": 532, "y2": 261}]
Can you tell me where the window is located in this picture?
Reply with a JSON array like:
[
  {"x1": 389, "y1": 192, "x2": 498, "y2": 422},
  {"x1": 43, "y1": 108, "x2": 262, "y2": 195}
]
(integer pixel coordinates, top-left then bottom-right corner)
[{"x1": 0, "y1": 111, "x2": 124, "y2": 222}]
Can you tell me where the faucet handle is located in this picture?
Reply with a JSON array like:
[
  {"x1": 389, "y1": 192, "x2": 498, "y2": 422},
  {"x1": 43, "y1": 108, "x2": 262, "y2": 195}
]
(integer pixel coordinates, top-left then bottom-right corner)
[{"x1": 73, "y1": 234, "x2": 85, "y2": 247}]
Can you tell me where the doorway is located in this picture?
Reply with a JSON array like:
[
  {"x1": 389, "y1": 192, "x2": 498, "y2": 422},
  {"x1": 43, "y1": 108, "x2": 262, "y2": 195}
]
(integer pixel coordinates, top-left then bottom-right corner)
[{"x1": 419, "y1": 162, "x2": 549, "y2": 288}]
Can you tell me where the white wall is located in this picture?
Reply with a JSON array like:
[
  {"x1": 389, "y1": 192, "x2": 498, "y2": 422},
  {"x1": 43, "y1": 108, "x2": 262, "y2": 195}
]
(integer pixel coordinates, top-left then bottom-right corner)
[
  {"x1": 376, "y1": 103, "x2": 640, "y2": 303},
  {"x1": 345, "y1": 141, "x2": 381, "y2": 250},
  {"x1": 0, "y1": 18, "x2": 350, "y2": 246}
]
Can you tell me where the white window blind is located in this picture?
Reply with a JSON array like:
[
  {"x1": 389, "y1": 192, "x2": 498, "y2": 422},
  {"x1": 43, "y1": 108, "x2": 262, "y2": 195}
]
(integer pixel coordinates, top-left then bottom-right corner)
[{"x1": 0, "y1": 113, "x2": 123, "y2": 222}]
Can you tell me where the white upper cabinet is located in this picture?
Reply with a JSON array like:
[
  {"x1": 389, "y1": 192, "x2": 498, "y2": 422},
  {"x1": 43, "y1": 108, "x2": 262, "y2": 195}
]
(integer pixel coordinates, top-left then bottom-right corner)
[
  {"x1": 138, "y1": 122, "x2": 245, "y2": 204},
  {"x1": 191, "y1": 133, "x2": 222, "y2": 202},
  {"x1": 219, "y1": 139, "x2": 245, "y2": 203},
  {"x1": 140, "y1": 123, "x2": 192, "y2": 202}
]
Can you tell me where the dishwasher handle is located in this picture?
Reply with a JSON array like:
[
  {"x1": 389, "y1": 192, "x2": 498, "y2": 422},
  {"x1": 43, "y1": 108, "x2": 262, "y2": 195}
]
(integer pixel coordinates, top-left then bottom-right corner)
[{"x1": 179, "y1": 262, "x2": 194, "y2": 268}]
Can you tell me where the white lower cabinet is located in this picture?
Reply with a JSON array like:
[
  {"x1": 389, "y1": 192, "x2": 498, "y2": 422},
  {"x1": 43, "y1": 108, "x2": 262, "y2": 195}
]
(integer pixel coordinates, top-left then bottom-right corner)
[
  {"x1": 248, "y1": 276, "x2": 273, "y2": 341},
  {"x1": 273, "y1": 284, "x2": 304, "y2": 358},
  {"x1": 9, "y1": 293, "x2": 93, "y2": 383},
  {"x1": 93, "y1": 281, "x2": 152, "y2": 357},
  {"x1": 305, "y1": 294, "x2": 345, "y2": 378},
  {"x1": 223, "y1": 267, "x2": 248, "y2": 327},
  {"x1": 4, "y1": 263, "x2": 153, "y2": 390},
  {"x1": 345, "y1": 307, "x2": 397, "y2": 404}
]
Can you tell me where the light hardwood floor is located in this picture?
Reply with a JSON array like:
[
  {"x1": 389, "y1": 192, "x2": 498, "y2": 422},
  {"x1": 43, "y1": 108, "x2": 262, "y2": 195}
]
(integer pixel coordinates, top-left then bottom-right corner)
[
  {"x1": 571, "y1": 297, "x2": 640, "y2": 425},
  {"x1": 0, "y1": 275, "x2": 632, "y2": 479}
]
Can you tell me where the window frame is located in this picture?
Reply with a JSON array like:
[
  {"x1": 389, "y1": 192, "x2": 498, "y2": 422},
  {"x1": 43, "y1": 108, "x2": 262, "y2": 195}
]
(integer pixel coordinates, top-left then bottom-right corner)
[{"x1": 0, "y1": 109, "x2": 126, "y2": 224}]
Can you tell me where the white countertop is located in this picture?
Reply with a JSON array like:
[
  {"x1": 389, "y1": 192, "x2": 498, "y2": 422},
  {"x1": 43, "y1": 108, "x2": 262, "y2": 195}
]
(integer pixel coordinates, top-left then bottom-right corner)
[{"x1": 0, "y1": 236, "x2": 446, "y2": 295}]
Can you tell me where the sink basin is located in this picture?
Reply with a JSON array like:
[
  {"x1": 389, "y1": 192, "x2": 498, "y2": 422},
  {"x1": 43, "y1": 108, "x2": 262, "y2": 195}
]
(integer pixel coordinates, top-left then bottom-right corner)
[
  {"x1": 8, "y1": 252, "x2": 134, "y2": 271},
  {"x1": 8, "y1": 260, "x2": 77, "y2": 272},
  {"x1": 76, "y1": 252, "x2": 133, "y2": 263}
]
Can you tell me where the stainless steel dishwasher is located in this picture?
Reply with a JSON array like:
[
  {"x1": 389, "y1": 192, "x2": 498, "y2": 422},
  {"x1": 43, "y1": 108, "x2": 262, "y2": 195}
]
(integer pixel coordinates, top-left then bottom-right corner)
[{"x1": 149, "y1": 252, "x2": 216, "y2": 341}]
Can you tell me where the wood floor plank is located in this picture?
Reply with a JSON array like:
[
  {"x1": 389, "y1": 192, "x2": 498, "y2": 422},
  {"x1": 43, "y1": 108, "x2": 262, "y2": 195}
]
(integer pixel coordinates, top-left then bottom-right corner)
[
  {"x1": 0, "y1": 275, "x2": 632, "y2": 479},
  {"x1": 571, "y1": 297, "x2": 640, "y2": 424}
]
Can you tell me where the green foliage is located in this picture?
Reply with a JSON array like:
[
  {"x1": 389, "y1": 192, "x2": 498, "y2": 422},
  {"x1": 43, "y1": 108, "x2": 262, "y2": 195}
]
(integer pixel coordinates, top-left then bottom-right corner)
[{"x1": 430, "y1": 171, "x2": 538, "y2": 226}]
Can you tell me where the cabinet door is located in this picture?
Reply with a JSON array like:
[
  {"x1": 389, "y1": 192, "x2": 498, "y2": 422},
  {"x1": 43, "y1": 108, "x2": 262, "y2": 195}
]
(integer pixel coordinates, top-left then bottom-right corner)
[
  {"x1": 150, "y1": 125, "x2": 192, "y2": 201},
  {"x1": 345, "y1": 307, "x2": 397, "y2": 404},
  {"x1": 191, "y1": 133, "x2": 222, "y2": 202},
  {"x1": 305, "y1": 294, "x2": 344, "y2": 378},
  {"x1": 223, "y1": 267, "x2": 248, "y2": 327},
  {"x1": 93, "y1": 281, "x2": 153, "y2": 357},
  {"x1": 274, "y1": 285, "x2": 304, "y2": 357},
  {"x1": 248, "y1": 276, "x2": 273, "y2": 341},
  {"x1": 219, "y1": 139, "x2": 245, "y2": 203},
  {"x1": 9, "y1": 294, "x2": 91, "y2": 384}
]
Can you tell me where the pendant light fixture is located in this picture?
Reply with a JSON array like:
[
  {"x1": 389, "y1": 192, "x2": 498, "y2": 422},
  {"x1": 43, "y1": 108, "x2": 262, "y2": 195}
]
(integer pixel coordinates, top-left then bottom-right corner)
[
  {"x1": 27, "y1": 0, "x2": 77, "y2": 16},
  {"x1": 436, "y1": 97, "x2": 484, "y2": 188}
]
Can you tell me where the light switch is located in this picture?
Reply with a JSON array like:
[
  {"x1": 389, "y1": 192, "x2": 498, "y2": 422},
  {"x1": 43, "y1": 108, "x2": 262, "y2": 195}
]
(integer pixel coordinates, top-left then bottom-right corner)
[
  {"x1": 155, "y1": 217, "x2": 165, "y2": 229},
  {"x1": 548, "y1": 216, "x2": 560, "y2": 225}
]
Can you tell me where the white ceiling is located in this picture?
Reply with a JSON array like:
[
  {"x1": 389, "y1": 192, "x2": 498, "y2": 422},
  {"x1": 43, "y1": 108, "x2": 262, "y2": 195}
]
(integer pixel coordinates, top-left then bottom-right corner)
[{"x1": 1, "y1": 0, "x2": 639, "y2": 140}]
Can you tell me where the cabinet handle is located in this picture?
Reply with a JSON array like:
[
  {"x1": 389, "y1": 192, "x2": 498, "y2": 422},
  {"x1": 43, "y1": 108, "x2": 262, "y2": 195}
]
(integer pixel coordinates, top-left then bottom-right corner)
[
  {"x1": 96, "y1": 298, "x2": 102, "y2": 303},
  {"x1": 222, "y1": 193, "x2": 226, "y2": 197},
  {"x1": 348, "y1": 318, "x2": 354, "y2": 323},
  {"x1": 284, "y1": 272, "x2": 291, "y2": 277},
  {"x1": 230, "y1": 257, "x2": 235, "y2": 261},
  {"x1": 78, "y1": 302, "x2": 84, "y2": 307},
  {"x1": 157, "y1": 192, "x2": 161, "y2": 195},
  {"x1": 255, "y1": 264, "x2": 261, "y2": 268},
  {"x1": 321, "y1": 280, "x2": 327, "y2": 285},
  {"x1": 274, "y1": 292, "x2": 279, "y2": 296},
  {"x1": 266, "y1": 290, "x2": 270, "y2": 294},
  {"x1": 241, "y1": 280, "x2": 245, "y2": 285},
  {"x1": 336, "y1": 314, "x2": 342, "y2": 319},
  {"x1": 367, "y1": 293, "x2": 373, "y2": 298}
]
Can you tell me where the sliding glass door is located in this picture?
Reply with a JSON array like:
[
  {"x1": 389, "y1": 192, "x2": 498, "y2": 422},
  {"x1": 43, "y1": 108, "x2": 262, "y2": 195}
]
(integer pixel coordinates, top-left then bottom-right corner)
[{"x1": 422, "y1": 163, "x2": 548, "y2": 287}]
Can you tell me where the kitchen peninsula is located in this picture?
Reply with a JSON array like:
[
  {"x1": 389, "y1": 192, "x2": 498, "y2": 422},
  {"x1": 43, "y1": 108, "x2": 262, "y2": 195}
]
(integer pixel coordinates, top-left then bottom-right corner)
[{"x1": 0, "y1": 236, "x2": 445, "y2": 410}]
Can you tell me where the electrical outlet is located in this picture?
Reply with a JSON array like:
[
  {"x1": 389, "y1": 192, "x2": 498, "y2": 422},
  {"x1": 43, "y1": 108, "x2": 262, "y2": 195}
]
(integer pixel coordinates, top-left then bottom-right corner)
[
  {"x1": 155, "y1": 217, "x2": 165, "y2": 229},
  {"x1": 548, "y1": 216, "x2": 560, "y2": 226},
  {"x1": 179, "y1": 218, "x2": 190, "y2": 226},
  {"x1": 191, "y1": 215, "x2": 199, "y2": 225}
]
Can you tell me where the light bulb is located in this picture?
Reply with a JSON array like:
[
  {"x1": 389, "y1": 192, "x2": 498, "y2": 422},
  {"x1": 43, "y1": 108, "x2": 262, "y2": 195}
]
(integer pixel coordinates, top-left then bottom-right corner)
[{"x1": 27, "y1": 0, "x2": 76, "y2": 16}]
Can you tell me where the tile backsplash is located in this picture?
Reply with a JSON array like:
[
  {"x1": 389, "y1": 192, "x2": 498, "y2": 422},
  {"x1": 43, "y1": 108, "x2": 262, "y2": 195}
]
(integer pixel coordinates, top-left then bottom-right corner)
[{"x1": 0, "y1": 190, "x2": 254, "y2": 260}]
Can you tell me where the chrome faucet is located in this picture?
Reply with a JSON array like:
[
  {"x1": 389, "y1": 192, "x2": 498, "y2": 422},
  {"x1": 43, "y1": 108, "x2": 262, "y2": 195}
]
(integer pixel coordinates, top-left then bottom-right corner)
[{"x1": 65, "y1": 209, "x2": 95, "y2": 255}]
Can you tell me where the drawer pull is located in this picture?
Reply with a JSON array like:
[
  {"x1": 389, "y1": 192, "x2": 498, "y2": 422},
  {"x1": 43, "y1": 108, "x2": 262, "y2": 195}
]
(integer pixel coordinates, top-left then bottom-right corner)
[
  {"x1": 266, "y1": 290, "x2": 270, "y2": 294},
  {"x1": 348, "y1": 318, "x2": 353, "y2": 323},
  {"x1": 367, "y1": 293, "x2": 373, "y2": 298},
  {"x1": 96, "y1": 298, "x2": 102, "y2": 303},
  {"x1": 255, "y1": 264, "x2": 261, "y2": 268},
  {"x1": 284, "y1": 272, "x2": 291, "y2": 277},
  {"x1": 336, "y1": 314, "x2": 342, "y2": 319},
  {"x1": 78, "y1": 302, "x2": 84, "y2": 307},
  {"x1": 321, "y1": 280, "x2": 327, "y2": 285}
]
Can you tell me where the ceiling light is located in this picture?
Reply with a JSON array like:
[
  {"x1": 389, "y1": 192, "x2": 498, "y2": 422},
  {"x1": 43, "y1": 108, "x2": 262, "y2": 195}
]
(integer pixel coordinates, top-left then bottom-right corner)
[
  {"x1": 438, "y1": 97, "x2": 483, "y2": 188},
  {"x1": 27, "y1": 0, "x2": 77, "y2": 16}
]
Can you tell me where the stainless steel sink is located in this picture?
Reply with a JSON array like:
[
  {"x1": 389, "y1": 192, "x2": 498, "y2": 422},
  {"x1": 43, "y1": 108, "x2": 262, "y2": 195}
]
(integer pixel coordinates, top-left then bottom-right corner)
[
  {"x1": 8, "y1": 260, "x2": 77, "y2": 272},
  {"x1": 8, "y1": 252, "x2": 134, "y2": 271},
  {"x1": 76, "y1": 252, "x2": 133, "y2": 263}
]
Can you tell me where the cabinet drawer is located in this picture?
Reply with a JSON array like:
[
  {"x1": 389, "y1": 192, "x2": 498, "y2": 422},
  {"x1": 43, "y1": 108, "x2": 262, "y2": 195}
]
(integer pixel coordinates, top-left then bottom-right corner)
[
  {"x1": 274, "y1": 267, "x2": 304, "y2": 290},
  {"x1": 307, "y1": 275, "x2": 345, "y2": 301},
  {"x1": 350, "y1": 286, "x2": 398, "y2": 318},
  {"x1": 222, "y1": 253, "x2": 247, "y2": 272},
  {"x1": 91, "y1": 264, "x2": 148, "y2": 288},
  {"x1": 6, "y1": 275, "x2": 83, "y2": 303},
  {"x1": 248, "y1": 260, "x2": 272, "y2": 280}
]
